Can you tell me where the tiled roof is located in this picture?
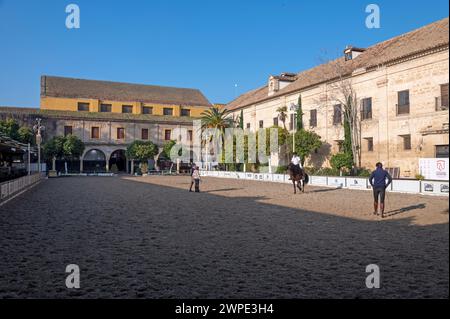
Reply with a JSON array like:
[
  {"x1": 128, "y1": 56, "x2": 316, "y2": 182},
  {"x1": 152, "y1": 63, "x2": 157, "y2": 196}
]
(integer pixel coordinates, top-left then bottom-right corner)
[
  {"x1": 41, "y1": 76, "x2": 212, "y2": 107},
  {"x1": 227, "y1": 17, "x2": 449, "y2": 110},
  {"x1": 0, "y1": 106, "x2": 195, "y2": 124}
]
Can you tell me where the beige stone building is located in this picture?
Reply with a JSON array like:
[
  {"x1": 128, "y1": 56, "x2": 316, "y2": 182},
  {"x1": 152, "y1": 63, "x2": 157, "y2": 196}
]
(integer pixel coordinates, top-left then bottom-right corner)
[{"x1": 227, "y1": 18, "x2": 449, "y2": 177}]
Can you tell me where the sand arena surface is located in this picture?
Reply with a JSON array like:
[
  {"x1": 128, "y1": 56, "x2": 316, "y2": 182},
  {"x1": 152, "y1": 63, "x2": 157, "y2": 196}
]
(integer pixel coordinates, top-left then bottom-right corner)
[{"x1": 0, "y1": 176, "x2": 448, "y2": 298}]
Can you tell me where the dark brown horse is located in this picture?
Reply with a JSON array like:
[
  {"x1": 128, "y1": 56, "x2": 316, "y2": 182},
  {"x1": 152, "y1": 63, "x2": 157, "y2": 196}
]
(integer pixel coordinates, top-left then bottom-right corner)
[{"x1": 287, "y1": 164, "x2": 309, "y2": 194}]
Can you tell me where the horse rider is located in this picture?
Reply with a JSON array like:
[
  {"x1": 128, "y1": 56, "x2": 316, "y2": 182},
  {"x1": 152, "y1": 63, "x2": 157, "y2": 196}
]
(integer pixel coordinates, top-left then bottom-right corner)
[
  {"x1": 369, "y1": 162, "x2": 393, "y2": 218},
  {"x1": 289, "y1": 152, "x2": 303, "y2": 180}
]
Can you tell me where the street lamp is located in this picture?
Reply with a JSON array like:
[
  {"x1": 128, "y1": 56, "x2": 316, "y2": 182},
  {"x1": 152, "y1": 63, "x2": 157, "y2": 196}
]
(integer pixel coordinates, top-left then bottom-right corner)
[
  {"x1": 33, "y1": 118, "x2": 45, "y2": 174},
  {"x1": 289, "y1": 103, "x2": 299, "y2": 153}
]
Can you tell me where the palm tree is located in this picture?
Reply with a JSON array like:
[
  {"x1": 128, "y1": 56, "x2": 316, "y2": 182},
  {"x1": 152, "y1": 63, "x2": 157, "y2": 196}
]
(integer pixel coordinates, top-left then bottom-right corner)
[
  {"x1": 276, "y1": 106, "x2": 288, "y2": 130},
  {"x1": 200, "y1": 107, "x2": 234, "y2": 167}
]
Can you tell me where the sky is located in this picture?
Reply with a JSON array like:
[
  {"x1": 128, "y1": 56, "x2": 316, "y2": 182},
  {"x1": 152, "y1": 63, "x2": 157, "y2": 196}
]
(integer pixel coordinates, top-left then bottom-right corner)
[{"x1": 0, "y1": 0, "x2": 448, "y2": 107}]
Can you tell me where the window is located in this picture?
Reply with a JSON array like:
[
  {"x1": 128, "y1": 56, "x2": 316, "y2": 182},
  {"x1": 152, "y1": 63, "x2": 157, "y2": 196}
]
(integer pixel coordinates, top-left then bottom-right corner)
[
  {"x1": 400, "y1": 134, "x2": 411, "y2": 150},
  {"x1": 163, "y1": 108, "x2": 173, "y2": 116},
  {"x1": 437, "y1": 83, "x2": 449, "y2": 111},
  {"x1": 164, "y1": 129, "x2": 171, "y2": 140},
  {"x1": 188, "y1": 130, "x2": 193, "y2": 142},
  {"x1": 181, "y1": 109, "x2": 191, "y2": 117},
  {"x1": 273, "y1": 117, "x2": 279, "y2": 126},
  {"x1": 365, "y1": 137, "x2": 374, "y2": 152},
  {"x1": 397, "y1": 90, "x2": 410, "y2": 115},
  {"x1": 142, "y1": 106, "x2": 153, "y2": 114},
  {"x1": 246, "y1": 123, "x2": 251, "y2": 129},
  {"x1": 100, "y1": 104, "x2": 112, "y2": 113},
  {"x1": 336, "y1": 140, "x2": 344, "y2": 152},
  {"x1": 91, "y1": 127, "x2": 100, "y2": 139},
  {"x1": 141, "y1": 128, "x2": 149, "y2": 140},
  {"x1": 77, "y1": 102, "x2": 89, "y2": 112},
  {"x1": 333, "y1": 104, "x2": 342, "y2": 125},
  {"x1": 64, "y1": 126, "x2": 73, "y2": 136},
  {"x1": 259, "y1": 120, "x2": 264, "y2": 128},
  {"x1": 117, "y1": 127, "x2": 125, "y2": 140},
  {"x1": 361, "y1": 98, "x2": 372, "y2": 120},
  {"x1": 122, "y1": 105, "x2": 133, "y2": 114},
  {"x1": 436, "y1": 145, "x2": 449, "y2": 158},
  {"x1": 310, "y1": 109, "x2": 317, "y2": 127}
]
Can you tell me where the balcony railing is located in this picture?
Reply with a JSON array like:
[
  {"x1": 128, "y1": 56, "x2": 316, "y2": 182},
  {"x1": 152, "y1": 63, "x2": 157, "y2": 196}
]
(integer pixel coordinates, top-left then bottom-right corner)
[{"x1": 435, "y1": 96, "x2": 449, "y2": 111}]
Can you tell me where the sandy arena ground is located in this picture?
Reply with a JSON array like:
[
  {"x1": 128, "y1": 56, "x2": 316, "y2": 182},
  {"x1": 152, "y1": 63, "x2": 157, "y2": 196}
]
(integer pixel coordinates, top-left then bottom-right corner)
[{"x1": 0, "y1": 175, "x2": 448, "y2": 298}]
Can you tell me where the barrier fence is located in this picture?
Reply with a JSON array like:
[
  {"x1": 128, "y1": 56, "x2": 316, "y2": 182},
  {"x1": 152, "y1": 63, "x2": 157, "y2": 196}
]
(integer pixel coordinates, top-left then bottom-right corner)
[
  {"x1": 199, "y1": 171, "x2": 449, "y2": 196},
  {"x1": 0, "y1": 173, "x2": 44, "y2": 204}
]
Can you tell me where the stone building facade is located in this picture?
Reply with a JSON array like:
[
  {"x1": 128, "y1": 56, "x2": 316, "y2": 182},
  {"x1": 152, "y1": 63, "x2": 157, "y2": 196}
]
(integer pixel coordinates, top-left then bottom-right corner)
[{"x1": 227, "y1": 18, "x2": 449, "y2": 177}]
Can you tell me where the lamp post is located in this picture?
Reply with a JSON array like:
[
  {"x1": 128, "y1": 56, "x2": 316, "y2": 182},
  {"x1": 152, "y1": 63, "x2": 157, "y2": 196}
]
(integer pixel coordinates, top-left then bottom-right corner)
[
  {"x1": 289, "y1": 103, "x2": 299, "y2": 154},
  {"x1": 33, "y1": 118, "x2": 45, "y2": 174}
]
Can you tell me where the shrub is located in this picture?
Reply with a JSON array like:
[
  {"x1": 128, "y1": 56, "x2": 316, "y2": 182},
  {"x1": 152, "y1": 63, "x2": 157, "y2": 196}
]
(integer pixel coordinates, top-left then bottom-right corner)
[
  {"x1": 357, "y1": 169, "x2": 372, "y2": 177},
  {"x1": 415, "y1": 174, "x2": 425, "y2": 180},
  {"x1": 330, "y1": 152, "x2": 353, "y2": 171},
  {"x1": 275, "y1": 165, "x2": 288, "y2": 174}
]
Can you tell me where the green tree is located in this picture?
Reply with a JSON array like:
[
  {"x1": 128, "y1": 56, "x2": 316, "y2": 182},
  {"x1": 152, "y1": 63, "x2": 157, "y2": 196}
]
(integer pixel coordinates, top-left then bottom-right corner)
[
  {"x1": 18, "y1": 127, "x2": 34, "y2": 144},
  {"x1": 239, "y1": 109, "x2": 244, "y2": 129},
  {"x1": 296, "y1": 95, "x2": 304, "y2": 131},
  {"x1": 126, "y1": 140, "x2": 158, "y2": 161},
  {"x1": 161, "y1": 140, "x2": 177, "y2": 158},
  {"x1": 293, "y1": 129, "x2": 322, "y2": 166},
  {"x1": 330, "y1": 152, "x2": 353, "y2": 171},
  {"x1": 63, "y1": 135, "x2": 85, "y2": 160},
  {"x1": 43, "y1": 136, "x2": 66, "y2": 160}
]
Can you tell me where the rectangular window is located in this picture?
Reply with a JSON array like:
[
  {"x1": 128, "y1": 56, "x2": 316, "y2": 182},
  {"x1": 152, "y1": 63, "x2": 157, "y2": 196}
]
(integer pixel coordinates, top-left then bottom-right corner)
[
  {"x1": 164, "y1": 129, "x2": 171, "y2": 140},
  {"x1": 64, "y1": 126, "x2": 73, "y2": 136},
  {"x1": 117, "y1": 128, "x2": 125, "y2": 140},
  {"x1": 309, "y1": 109, "x2": 317, "y2": 127},
  {"x1": 437, "y1": 83, "x2": 449, "y2": 111},
  {"x1": 436, "y1": 145, "x2": 449, "y2": 158},
  {"x1": 361, "y1": 98, "x2": 372, "y2": 120},
  {"x1": 181, "y1": 109, "x2": 191, "y2": 117},
  {"x1": 365, "y1": 137, "x2": 374, "y2": 152},
  {"x1": 188, "y1": 130, "x2": 193, "y2": 142},
  {"x1": 333, "y1": 104, "x2": 342, "y2": 125},
  {"x1": 100, "y1": 104, "x2": 112, "y2": 113},
  {"x1": 141, "y1": 128, "x2": 149, "y2": 140},
  {"x1": 259, "y1": 120, "x2": 264, "y2": 128},
  {"x1": 142, "y1": 106, "x2": 153, "y2": 115},
  {"x1": 163, "y1": 108, "x2": 173, "y2": 116},
  {"x1": 91, "y1": 127, "x2": 100, "y2": 139},
  {"x1": 400, "y1": 134, "x2": 411, "y2": 150},
  {"x1": 336, "y1": 140, "x2": 344, "y2": 153},
  {"x1": 273, "y1": 117, "x2": 278, "y2": 126},
  {"x1": 246, "y1": 123, "x2": 251, "y2": 129},
  {"x1": 77, "y1": 102, "x2": 89, "y2": 112},
  {"x1": 397, "y1": 90, "x2": 410, "y2": 115},
  {"x1": 122, "y1": 105, "x2": 133, "y2": 114}
]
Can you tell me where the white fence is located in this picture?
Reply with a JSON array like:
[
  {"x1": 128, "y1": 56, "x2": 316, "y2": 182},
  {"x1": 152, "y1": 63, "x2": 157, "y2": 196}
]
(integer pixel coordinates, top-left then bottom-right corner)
[
  {"x1": 0, "y1": 173, "x2": 44, "y2": 204},
  {"x1": 200, "y1": 171, "x2": 449, "y2": 196}
]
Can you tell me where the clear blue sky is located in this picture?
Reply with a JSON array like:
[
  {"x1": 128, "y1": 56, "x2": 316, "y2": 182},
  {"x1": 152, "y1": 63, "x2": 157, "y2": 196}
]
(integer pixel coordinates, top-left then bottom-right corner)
[{"x1": 0, "y1": 0, "x2": 448, "y2": 107}]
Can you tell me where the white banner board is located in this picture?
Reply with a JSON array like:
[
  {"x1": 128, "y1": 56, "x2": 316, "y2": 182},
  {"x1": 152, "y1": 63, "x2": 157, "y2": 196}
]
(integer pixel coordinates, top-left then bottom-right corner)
[
  {"x1": 347, "y1": 177, "x2": 368, "y2": 190},
  {"x1": 421, "y1": 180, "x2": 449, "y2": 195},
  {"x1": 419, "y1": 158, "x2": 449, "y2": 181}
]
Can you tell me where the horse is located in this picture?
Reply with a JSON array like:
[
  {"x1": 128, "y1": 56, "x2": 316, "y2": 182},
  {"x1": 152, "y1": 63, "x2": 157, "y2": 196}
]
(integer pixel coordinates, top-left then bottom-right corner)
[{"x1": 287, "y1": 164, "x2": 309, "y2": 194}]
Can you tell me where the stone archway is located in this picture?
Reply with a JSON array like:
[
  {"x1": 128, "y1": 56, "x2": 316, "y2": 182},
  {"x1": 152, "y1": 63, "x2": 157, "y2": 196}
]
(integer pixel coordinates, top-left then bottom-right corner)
[
  {"x1": 82, "y1": 149, "x2": 107, "y2": 173},
  {"x1": 109, "y1": 149, "x2": 127, "y2": 173}
]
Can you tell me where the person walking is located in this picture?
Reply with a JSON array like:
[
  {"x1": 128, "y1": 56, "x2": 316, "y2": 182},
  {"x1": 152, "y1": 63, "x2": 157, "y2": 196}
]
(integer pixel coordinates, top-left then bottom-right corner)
[
  {"x1": 192, "y1": 165, "x2": 201, "y2": 193},
  {"x1": 369, "y1": 162, "x2": 393, "y2": 218}
]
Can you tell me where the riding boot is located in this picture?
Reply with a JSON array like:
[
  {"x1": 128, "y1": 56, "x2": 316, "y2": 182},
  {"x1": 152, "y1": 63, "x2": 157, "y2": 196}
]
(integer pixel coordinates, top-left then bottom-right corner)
[
  {"x1": 380, "y1": 203, "x2": 385, "y2": 218},
  {"x1": 373, "y1": 202, "x2": 378, "y2": 215}
]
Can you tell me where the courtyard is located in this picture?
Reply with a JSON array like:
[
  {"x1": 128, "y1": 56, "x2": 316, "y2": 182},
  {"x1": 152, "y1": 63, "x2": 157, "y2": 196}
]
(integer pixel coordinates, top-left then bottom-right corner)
[{"x1": 0, "y1": 176, "x2": 448, "y2": 298}]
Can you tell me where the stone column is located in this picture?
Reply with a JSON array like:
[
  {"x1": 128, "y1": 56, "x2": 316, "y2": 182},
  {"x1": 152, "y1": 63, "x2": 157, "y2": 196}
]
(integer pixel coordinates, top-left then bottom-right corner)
[{"x1": 131, "y1": 159, "x2": 135, "y2": 175}]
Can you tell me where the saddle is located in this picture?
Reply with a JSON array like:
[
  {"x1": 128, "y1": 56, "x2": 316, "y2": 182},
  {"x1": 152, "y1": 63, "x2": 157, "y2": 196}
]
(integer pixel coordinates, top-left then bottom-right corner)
[{"x1": 288, "y1": 163, "x2": 303, "y2": 177}]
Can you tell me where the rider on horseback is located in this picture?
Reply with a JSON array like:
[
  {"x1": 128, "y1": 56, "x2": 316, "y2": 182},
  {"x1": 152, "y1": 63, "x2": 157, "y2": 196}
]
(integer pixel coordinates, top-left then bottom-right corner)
[{"x1": 288, "y1": 152, "x2": 303, "y2": 180}]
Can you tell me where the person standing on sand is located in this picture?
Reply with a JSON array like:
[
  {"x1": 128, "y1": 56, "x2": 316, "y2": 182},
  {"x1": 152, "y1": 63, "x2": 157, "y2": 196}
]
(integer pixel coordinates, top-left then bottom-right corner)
[
  {"x1": 369, "y1": 162, "x2": 393, "y2": 218},
  {"x1": 189, "y1": 163, "x2": 195, "y2": 192},
  {"x1": 192, "y1": 165, "x2": 201, "y2": 193}
]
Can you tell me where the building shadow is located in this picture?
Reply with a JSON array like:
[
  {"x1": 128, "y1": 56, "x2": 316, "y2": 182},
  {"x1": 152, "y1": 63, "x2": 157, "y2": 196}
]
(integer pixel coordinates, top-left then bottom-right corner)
[{"x1": 0, "y1": 176, "x2": 448, "y2": 299}]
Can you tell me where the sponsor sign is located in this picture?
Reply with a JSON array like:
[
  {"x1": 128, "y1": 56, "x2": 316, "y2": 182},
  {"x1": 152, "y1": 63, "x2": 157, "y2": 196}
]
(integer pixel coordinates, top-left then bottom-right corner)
[
  {"x1": 391, "y1": 179, "x2": 421, "y2": 193},
  {"x1": 419, "y1": 158, "x2": 449, "y2": 181},
  {"x1": 327, "y1": 177, "x2": 346, "y2": 188},
  {"x1": 347, "y1": 177, "x2": 368, "y2": 189},
  {"x1": 310, "y1": 176, "x2": 327, "y2": 186},
  {"x1": 421, "y1": 180, "x2": 449, "y2": 195}
]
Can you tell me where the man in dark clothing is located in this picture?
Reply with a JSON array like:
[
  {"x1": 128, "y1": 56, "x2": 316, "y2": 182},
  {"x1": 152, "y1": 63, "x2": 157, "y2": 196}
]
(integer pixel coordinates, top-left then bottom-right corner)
[
  {"x1": 369, "y1": 162, "x2": 393, "y2": 218},
  {"x1": 189, "y1": 163, "x2": 195, "y2": 192}
]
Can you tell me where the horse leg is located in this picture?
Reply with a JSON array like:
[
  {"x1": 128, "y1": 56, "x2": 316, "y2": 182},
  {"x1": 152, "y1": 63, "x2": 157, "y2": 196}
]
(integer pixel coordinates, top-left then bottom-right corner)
[
  {"x1": 297, "y1": 180, "x2": 302, "y2": 192},
  {"x1": 292, "y1": 181, "x2": 296, "y2": 194}
]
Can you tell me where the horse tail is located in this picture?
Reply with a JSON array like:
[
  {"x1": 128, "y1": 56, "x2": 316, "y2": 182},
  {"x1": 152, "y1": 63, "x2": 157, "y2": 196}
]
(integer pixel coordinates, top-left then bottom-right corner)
[{"x1": 304, "y1": 173, "x2": 309, "y2": 185}]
